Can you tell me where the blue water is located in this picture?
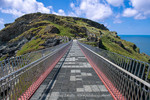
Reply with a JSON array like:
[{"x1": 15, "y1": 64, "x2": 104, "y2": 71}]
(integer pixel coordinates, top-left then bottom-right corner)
[{"x1": 119, "y1": 35, "x2": 150, "y2": 56}]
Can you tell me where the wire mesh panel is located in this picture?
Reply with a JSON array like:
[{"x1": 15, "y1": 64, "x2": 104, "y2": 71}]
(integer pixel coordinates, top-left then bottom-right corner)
[
  {"x1": 79, "y1": 42, "x2": 150, "y2": 83},
  {"x1": 0, "y1": 41, "x2": 72, "y2": 100},
  {"x1": 0, "y1": 42, "x2": 67, "y2": 78},
  {"x1": 78, "y1": 42, "x2": 150, "y2": 100}
]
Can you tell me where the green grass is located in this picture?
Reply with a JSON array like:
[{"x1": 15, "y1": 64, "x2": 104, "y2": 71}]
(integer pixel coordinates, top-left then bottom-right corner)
[
  {"x1": 9, "y1": 19, "x2": 75, "y2": 56},
  {"x1": 76, "y1": 21, "x2": 101, "y2": 36},
  {"x1": 101, "y1": 35, "x2": 149, "y2": 62},
  {"x1": 17, "y1": 38, "x2": 45, "y2": 55},
  {"x1": 31, "y1": 20, "x2": 50, "y2": 26},
  {"x1": 0, "y1": 56, "x2": 7, "y2": 61},
  {"x1": 80, "y1": 32, "x2": 150, "y2": 63},
  {"x1": 48, "y1": 22, "x2": 75, "y2": 37},
  {"x1": 9, "y1": 26, "x2": 45, "y2": 43},
  {"x1": 84, "y1": 42, "x2": 98, "y2": 47}
]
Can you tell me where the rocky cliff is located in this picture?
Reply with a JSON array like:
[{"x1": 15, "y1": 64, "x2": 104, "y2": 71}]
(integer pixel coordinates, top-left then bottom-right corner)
[{"x1": 0, "y1": 12, "x2": 149, "y2": 63}]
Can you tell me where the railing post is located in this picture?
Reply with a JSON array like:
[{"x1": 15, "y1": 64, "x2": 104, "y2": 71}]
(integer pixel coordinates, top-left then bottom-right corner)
[
  {"x1": 141, "y1": 63, "x2": 146, "y2": 79},
  {"x1": 137, "y1": 62, "x2": 142, "y2": 77},
  {"x1": 131, "y1": 60, "x2": 135, "y2": 73},
  {"x1": 4, "y1": 60, "x2": 8, "y2": 76},
  {"x1": 127, "y1": 58, "x2": 132, "y2": 72},
  {"x1": 11, "y1": 58, "x2": 14, "y2": 72},
  {"x1": 0, "y1": 61, "x2": 4, "y2": 77},
  {"x1": 146, "y1": 65, "x2": 150, "y2": 81},
  {"x1": 134, "y1": 60, "x2": 139, "y2": 75},
  {"x1": 7, "y1": 58, "x2": 12, "y2": 73},
  {"x1": 123, "y1": 57, "x2": 127, "y2": 69},
  {"x1": 121, "y1": 56, "x2": 124, "y2": 68},
  {"x1": 16, "y1": 57, "x2": 19, "y2": 69},
  {"x1": 125, "y1": 57, "x2": 129, "y2": 70}
]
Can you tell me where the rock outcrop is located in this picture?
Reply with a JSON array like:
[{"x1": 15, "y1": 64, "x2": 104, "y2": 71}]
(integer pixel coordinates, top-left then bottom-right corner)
[
  {"x1": 0, "y1": 12, "x2": 149, "y2": 63},
  {"x1": 44, "y1": 25, "x2": 60, "y2": 34}
]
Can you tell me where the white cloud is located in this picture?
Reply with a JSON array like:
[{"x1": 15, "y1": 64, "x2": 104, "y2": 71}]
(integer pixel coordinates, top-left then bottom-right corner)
[
  {"x1": 113, "y1": 14, "x2": 122, "y2": 23},
  {"x1": 70, "y1": 2, "x2": 82, "y2": 16},
  {"x1": 58, "y1": 9, "x2": 66, "y2": 16},
  {"x1": 113, "y1": 19, "x2": 122, "y2": 23},
  {"x1": 123, "y1": 8, "x2": 138, "y2": 17},
  {"x1": 70, "y1": 3, "x2": 75, "y2": 8},
  {"x1": 131, "y1": 0, "x2": 150, "y2": 11},
  {"x1": 68, "y1": 12, "x2": 78, "y2": 17},
  {"x1": 106, "y1": 0, "x2": 124, "y2": 7},
  {"x1": 0, "y1": 8, "x2": 24, "y2": 17},
  {"x1": 49, "y1": 6, "x2": 66, "y2": 16},
  {"x1": 123, "y1": 0, "x2": 150, "y2": 19},
  {"x1": 0, "y1": 18, "x2": 4, "y2": 24},
  {"x1": 0, "y1": 0, "x2": 50, "y2": 17},
  {"x1": 134, "y1": 13, "x2": 146, "y2": 19},
  {"x1": 52, "y1": 9, "x2": 66, "y2": 16},
  {"x1": 70, "y1": 0, "x2": 112, "y2": 21},
  {"x1": 131, "y1": 0, "x2": 150, "y2": 15}
]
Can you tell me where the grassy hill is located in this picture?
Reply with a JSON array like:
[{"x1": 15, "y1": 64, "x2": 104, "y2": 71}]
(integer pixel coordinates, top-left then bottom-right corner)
[{"x1": 0, "y1": 12, "x2": 149, "y2": 63}]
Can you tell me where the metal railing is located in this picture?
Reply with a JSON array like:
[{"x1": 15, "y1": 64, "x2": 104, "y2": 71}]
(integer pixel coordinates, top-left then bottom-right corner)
[
  {"x1": 79, "y1": 42, "x2": 150, "y2": 82},
  {"x1": 0, "y1": 43, "x2": 67, "y2": 78},
  {"x1": 0, "y1": 41, "x2": 72, "y2": 100},
  {"x1": 78, "y1": 42, "x2": 150, "y2": 100}
]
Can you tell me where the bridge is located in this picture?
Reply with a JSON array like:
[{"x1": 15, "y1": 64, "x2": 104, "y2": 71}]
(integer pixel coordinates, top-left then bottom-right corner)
[{"x1": 0, "y1": 40, "x2": 150, "y2": 100}]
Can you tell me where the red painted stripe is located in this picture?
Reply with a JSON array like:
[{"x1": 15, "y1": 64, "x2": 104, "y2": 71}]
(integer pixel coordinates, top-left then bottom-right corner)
[
  {"x1": 18, "y1": 47, "x2": 69, "y2": 100},
  {"x1": 78, "y1": 45, "x2": 126, "y2": 100}
]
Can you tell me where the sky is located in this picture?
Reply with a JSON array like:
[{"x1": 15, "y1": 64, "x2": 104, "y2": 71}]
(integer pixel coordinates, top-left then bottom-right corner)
[{"x1": 0, "y1": 0, "x2": 150, "y2": 35}]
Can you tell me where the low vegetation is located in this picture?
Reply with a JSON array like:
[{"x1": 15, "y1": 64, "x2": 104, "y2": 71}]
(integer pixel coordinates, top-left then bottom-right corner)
[{"x1": 0, "y1": 12, "x2": 149, "y2": 64}]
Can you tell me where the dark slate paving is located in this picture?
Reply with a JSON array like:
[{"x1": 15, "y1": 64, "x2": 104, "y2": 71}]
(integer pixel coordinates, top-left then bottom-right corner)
[{"x1": 30, "y1": 40, "x2": 113, "y2": 100}]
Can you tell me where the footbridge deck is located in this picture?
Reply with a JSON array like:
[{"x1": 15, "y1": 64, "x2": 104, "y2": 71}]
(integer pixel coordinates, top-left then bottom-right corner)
[
  {"x1": 0, "y1": 40, "x2": 149, "y2": 100},
  {"x1": 30, "y1": 40, "x2": 113, "y2": 100}
]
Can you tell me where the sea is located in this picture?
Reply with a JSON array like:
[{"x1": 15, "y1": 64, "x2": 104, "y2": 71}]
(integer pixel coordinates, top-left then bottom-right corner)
[{"x1": 119, "y1": 35, "x2": 150, "y2": 56}]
